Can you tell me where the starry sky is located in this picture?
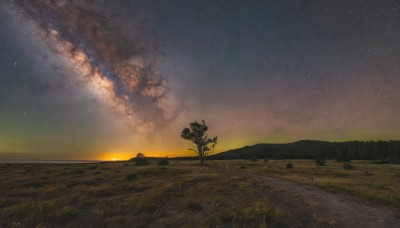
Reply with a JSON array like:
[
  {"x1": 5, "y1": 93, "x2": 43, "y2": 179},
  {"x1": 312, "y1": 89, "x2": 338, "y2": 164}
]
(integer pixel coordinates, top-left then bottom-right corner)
[{"x1": 1, "y1": 0, "x2": 400, "y2": 160}]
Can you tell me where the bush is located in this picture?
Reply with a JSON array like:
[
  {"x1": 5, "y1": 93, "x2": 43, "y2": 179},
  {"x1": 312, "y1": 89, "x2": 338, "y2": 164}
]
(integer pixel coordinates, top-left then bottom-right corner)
[
  {"x1": 134, "y1": 153, "x2": 148, "y2": 166},
  {"x1": 234, "y1": 201, "x2": 282, "y2": 227},
  {"x1": 364, "y1": 171, "x2": 373, "y2": 176},
  {"x1": 125, "y1": 173, "x2": 137, "y2": 181},
  {"x1": 316, "y1": 157, "x2": 326, "y2": 166},
  {"x1": 49, "y1": 206, "x2": 78, "y2": 223},
  {"x1": 343, "y1": 163, "x2": 355, "y2": 170},
  {"x1": 185, "y1": 202, "x2": 203, "y2": 211},
  {"x1": 373, "y1": 160, "x2": 389, "y2": 164},
  {"x1": 157, "y1": 157, "x2": 169, "y2": 166},
  {"x1": 286, "y1": 163, "x2": 294, "y2": 169},
  {"x1": 335, "y1": 151, "x2": 351, "y2": 162},
  {"x1": 69, "y1": 170, "x2": 85, "y2": 175}
]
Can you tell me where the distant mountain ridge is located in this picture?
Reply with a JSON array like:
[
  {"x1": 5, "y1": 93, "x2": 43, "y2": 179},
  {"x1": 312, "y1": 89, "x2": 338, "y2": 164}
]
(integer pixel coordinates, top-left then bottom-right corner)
[{"x1": 207, "y1": 140, "x2": 400, "y2": 161}]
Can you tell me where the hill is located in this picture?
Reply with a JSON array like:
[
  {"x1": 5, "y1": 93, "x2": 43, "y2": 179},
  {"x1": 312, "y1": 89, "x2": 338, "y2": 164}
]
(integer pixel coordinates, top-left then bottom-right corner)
[{"x1": 208, "y1": 140, "x2": 400, "y2": 161}]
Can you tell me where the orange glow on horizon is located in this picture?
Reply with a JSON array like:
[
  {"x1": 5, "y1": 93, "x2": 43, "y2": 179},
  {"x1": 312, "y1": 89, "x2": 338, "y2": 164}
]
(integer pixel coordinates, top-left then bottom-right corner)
[
  {"x1": 98, "y1": 151, "x2": 177, "y2": 161},
  {"x1": 98, "y1": 152, "x2": 131, "y2": 161}
]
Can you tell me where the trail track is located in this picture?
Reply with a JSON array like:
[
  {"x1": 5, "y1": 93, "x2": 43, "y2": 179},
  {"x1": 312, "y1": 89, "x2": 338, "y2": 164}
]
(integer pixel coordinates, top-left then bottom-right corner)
[
  {"x1": 212, "y1": 163, "x2": 400, "y2": 227},
  {"x1": 245, "y1": 173, "x2": 400, "y2": 227}
]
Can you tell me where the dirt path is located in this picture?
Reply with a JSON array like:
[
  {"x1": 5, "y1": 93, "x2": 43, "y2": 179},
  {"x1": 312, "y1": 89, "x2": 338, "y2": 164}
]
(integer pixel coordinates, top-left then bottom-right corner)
[{"x1": 245, "y1": 173, "x2": 400, "y2": 227}]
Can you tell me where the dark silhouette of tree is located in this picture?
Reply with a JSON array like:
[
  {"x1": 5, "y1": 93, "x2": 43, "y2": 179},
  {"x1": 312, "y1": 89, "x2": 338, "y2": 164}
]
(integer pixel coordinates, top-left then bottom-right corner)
[
  {"x1": 335, "y1": 145, "x2": 351, "y2": 162},
  {"x1": 134, "y1": 153, "x2": 148, "y2": 166},
  {"x1": 157, "y1": 156, "x2": 169, "y2": 166},
  {"x1": 378, "y1": 141, "x2": 389, "y2": 161},
  {"x1": 181, "y1": 120, "x2": 217, "y2": 165},
  {"x1": 315, "y1": 147, "x2": 326, "y2": 166}
]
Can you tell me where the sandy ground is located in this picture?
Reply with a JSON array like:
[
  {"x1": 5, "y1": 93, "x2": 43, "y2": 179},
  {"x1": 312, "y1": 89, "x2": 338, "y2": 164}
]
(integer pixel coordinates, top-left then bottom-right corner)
[{"x1": 245, "y1": 173, "x2": 400, "y2": 227}]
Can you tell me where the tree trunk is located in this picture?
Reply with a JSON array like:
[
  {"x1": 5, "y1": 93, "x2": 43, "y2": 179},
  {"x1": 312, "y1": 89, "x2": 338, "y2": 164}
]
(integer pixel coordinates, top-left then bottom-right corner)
[{"x1": 198, "y1": 145, "x2": 204, "y2": 165}]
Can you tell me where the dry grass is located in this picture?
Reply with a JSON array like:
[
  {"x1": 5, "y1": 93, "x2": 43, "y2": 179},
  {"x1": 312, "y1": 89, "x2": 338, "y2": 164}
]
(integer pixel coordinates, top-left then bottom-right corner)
[
  {"x1": 0, "y1": 162, "x2": 282, "y2": 227},
  {"x1": 3, "y1": 159, "x2": 397, "y2": 227},
  {"x1": 236, "y1": 159, "x2": 400, "y2": 208}
]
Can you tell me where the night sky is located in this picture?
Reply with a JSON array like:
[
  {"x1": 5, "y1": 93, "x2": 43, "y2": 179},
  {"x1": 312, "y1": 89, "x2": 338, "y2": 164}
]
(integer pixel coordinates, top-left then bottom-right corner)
[{"x1": 1, "y1": 0, "x2": 400, "y2": 160}]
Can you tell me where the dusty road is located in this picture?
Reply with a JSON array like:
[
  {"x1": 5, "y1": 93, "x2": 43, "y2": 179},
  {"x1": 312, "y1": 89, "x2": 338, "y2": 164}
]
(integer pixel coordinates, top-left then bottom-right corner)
[
  {"x1": 212, "y1": 163, "x2": 400, "y2": 227},
  {"x1": 246, "y1": 173, "x2": 400, "y2": 227}
]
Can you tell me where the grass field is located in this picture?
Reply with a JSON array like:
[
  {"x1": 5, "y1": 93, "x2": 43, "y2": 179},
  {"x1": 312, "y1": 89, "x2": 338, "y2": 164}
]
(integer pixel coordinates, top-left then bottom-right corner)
[
  {"x1": 1, "y1": 159, "x2": 399, "y2": 227},
  {"x1": 0, "y1": 161, "x2": 282, "y2": 227},
  {"x1": 233, "y1": 159, "x2": 400, "y2": 208}
]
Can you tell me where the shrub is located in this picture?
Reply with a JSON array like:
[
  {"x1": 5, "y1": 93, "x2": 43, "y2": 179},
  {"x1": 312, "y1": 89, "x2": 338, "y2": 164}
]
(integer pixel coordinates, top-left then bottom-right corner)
[
  {"x1": 157, "y1": 157, "x2": 169, "y2": 166},
  {"x1": 335, "y1": 151, "x2": 351, "y2": 162},
  {"x1": 316, "y1": 157, "x2": 326, "y2": 166},
  {"x1": 286, "y1": 163, "x2": 294, "y2": 169},
  {"x1": 23, "y1": 181, "x2": 46, "y2": 188},
  {"x1": 234, "y1": 201, "x2": 282, "y2": 227},
  {"x1": 134, "y1": 202, "x2": 158, "y2": 215},
  {"x1": 364, "y1": 171, "x2": 373, "y2": 176},
  {"x1": 125, "y1": 173, "x2": 137, "y2": 181},
  {"x1": 88, "y1": 165, "x2": 97, "y2": 170},
  {"x1": 69, "y1": 170, "x2": 85, "y2": 175},
  {"x1": 185, "y1": 202, "x2": 203, "y2": 211},
  {"x1": 343, "y1": 163, "x2": 355, "y2": 170},
  {"x1": 134, "y1": 153, "x2": 148, "y2": 166},
  {"x1": 373, "y1": 160, "x2": 389, "y2": 164},
  {"x1": 49, "y1": 206, "x2": 78, "y2": 223}
]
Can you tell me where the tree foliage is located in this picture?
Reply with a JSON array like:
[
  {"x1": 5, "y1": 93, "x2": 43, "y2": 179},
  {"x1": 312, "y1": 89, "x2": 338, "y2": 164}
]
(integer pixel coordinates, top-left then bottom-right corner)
[
  {"x1": 181, "y1": 120, "x2": 217, "y2": 165},
  {"x1": 134, "y1": 153, "x2": 148, "y2": 166}
]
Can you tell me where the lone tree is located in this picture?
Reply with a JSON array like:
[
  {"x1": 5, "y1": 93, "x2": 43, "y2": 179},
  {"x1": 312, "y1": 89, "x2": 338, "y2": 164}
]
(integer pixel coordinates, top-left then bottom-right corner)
[
  {"x1": 181, "y1": 120, "x2": 217, "y2": 165},
  {"x1": 133, "y1": 153, "x2": 148, "y2": 166}
]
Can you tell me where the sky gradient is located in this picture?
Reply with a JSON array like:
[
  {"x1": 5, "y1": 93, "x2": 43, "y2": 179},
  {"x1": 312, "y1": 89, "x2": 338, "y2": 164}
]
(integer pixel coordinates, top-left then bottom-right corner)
[{"x1": 1, "y1": 0, "x2": 400, "y2": 160}]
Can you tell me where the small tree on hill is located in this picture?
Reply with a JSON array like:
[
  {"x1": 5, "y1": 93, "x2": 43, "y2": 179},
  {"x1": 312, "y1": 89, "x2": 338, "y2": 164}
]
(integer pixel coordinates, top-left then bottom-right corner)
[
  {"x1": 134, "y1": 153, "x2": 148, "y2": 166},
  {"x1": 181, "y1": 120, "x2": 217, "y2": 165}
]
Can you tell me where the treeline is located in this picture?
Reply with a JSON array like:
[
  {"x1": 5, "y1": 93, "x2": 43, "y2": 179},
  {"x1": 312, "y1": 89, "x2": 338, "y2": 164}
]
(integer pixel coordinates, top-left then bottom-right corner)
[{"x1": 208, "y1": 140, "x2": 400, "y2": 162}]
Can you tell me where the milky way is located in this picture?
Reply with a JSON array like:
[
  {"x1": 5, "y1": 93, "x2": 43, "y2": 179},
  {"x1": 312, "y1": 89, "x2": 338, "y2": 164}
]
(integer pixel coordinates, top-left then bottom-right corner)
[
  {"x1": 1, "y1": 0, "x2": 400, "y2": 160},
  {"x1": 14, "y1": 0, "x2": 175, "y2": 132}
]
